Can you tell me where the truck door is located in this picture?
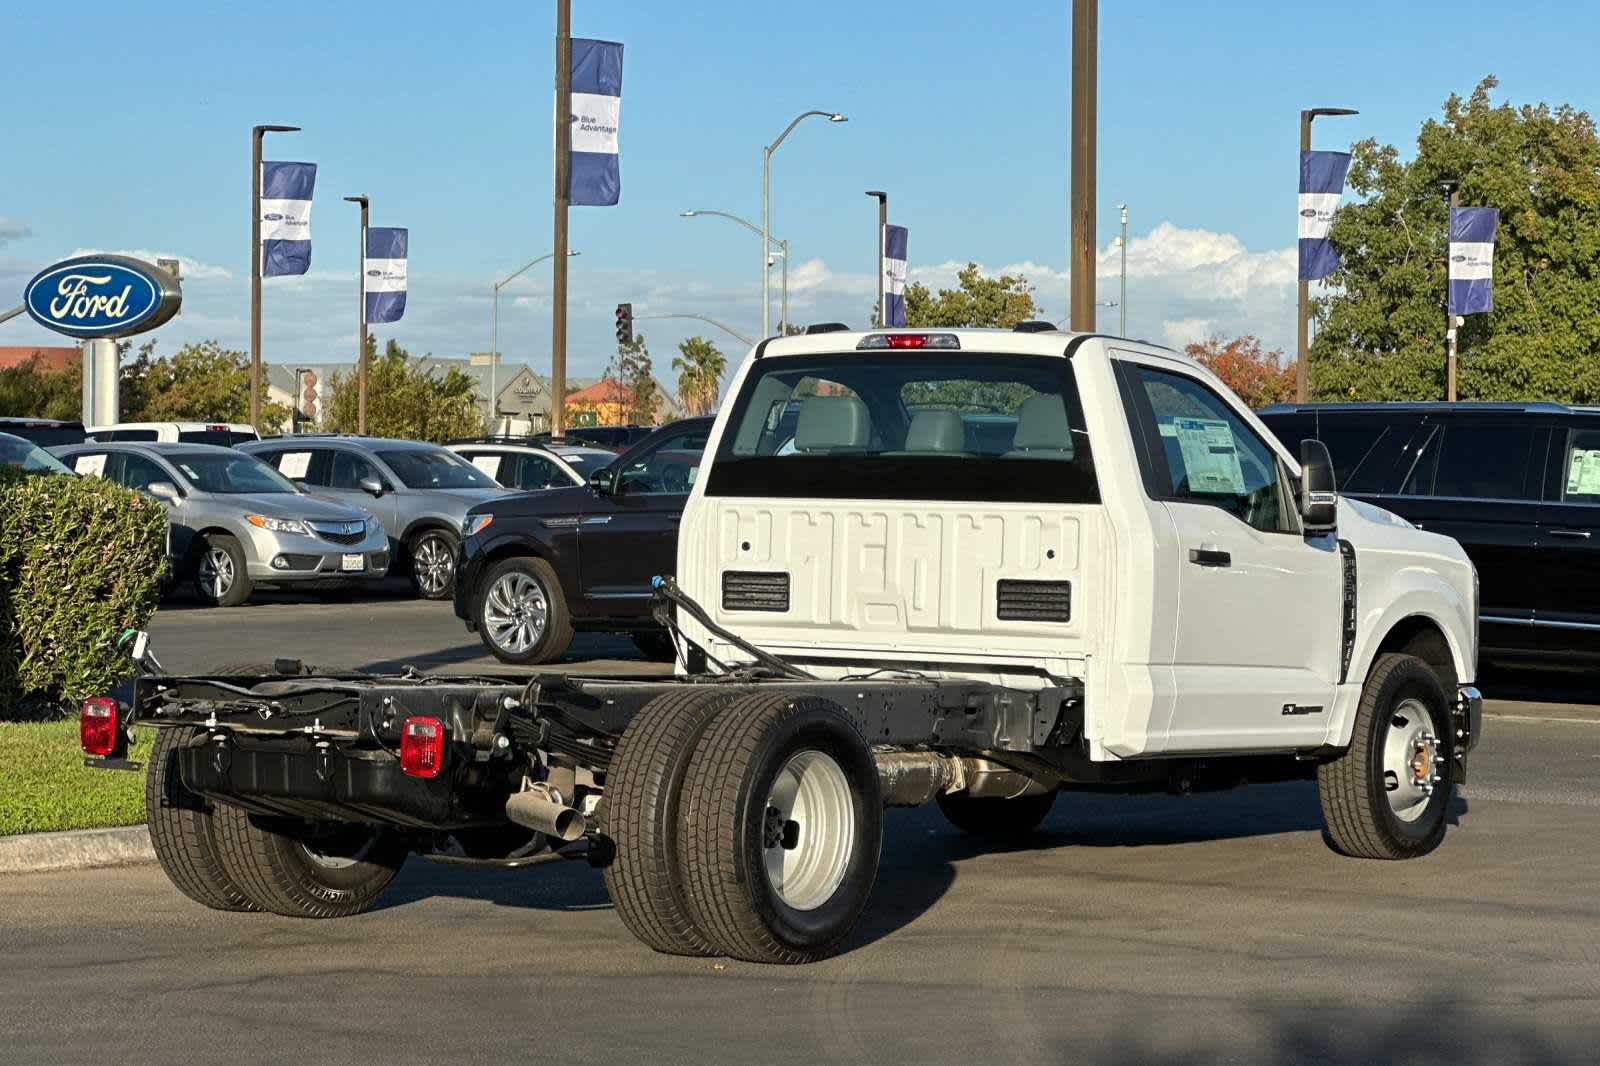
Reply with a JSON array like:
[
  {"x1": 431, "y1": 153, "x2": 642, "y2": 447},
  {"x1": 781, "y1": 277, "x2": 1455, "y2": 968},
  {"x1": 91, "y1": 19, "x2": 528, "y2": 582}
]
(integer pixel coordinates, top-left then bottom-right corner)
[
  {"x1": 1119, "y1": 360, "x2": 1341, "y2": 751},
  {"x1": 579, "y1": 424, "x2": 710, "y2": 603}
]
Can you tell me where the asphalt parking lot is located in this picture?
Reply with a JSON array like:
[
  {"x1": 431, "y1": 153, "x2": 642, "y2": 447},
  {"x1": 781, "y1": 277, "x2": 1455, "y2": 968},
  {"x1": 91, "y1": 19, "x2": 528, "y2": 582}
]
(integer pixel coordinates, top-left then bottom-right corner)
[{"x1": 3, "y1": 592, "x2": 1598, "y2": 1064}]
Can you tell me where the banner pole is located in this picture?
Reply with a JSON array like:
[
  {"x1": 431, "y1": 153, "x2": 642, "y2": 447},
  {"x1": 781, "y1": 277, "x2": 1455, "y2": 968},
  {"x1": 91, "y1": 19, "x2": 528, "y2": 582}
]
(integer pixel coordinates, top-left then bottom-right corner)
[{"x1": 551, "y1": 0, "x2": 571, "y2": 438}]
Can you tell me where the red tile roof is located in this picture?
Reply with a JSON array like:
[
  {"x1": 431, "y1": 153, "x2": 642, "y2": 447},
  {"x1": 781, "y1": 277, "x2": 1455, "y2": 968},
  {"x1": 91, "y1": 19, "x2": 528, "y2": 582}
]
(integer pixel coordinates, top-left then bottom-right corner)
[
  {"x1": 0, "y1": 346, "x2": 77, "y2": 373},
  {"x1": 565, "y1": 378, "x2": 632, "y2": 405}
]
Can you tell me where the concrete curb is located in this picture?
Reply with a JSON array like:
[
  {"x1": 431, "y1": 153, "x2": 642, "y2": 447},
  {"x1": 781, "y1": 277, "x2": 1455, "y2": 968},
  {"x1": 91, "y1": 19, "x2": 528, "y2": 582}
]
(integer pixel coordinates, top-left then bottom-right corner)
[
  {"x1": 1484, "y1": 701, "x2": 1600, "y2": 724},
  {"x1": 0, "y1": 825, "x2": 153, "y2": 876}
]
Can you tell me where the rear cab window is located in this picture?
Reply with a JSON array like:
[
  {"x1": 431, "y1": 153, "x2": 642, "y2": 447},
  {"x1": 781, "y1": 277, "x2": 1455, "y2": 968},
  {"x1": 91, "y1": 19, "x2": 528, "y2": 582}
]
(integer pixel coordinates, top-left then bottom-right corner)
[{"x1": 706, "y1": 351, "x2": 1098, "y2": 504}]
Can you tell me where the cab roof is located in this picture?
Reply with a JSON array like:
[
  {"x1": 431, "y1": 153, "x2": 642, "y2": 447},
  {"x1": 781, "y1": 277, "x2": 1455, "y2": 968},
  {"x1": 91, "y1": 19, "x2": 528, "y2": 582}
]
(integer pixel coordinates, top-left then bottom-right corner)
[{"x1": 753, "y1": 327, "x2": 1189, "y2": 365}]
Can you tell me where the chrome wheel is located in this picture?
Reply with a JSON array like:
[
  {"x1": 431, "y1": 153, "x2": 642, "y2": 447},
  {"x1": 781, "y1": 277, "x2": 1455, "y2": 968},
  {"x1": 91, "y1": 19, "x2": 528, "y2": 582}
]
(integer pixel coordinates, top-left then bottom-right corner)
[
  {"x1": 413, "y1": 535, "x2": 453, "y2": 596},
  {"x1": 484, "y1": 571, "x2": 549, "y2": 654},
  {"x1": 762, "y1": 750, "x2": 855, "y2": 911},
  {"x1": 1382, "y1": 697, "x2": 1441, "y2": 823},
  {"x1": 198, "y1": 548, "x2": 235, "y2": 600}
]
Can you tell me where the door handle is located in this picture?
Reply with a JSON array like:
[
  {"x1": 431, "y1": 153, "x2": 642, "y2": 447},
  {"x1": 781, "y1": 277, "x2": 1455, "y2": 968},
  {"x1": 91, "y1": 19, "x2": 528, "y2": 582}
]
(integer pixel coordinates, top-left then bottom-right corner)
[
  {"x1": 1188, "y1": 548, "x2": 1231, "y2": 567},
  {"x1": 1547, "y1": 528, "x2": 1592, "y2": 539}
]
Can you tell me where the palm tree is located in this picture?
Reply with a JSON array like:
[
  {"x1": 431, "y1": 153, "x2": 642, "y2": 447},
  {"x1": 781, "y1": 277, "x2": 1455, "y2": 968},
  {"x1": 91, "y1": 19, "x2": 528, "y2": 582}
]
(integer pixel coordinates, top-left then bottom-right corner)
[{"x1": 672, "y1": 336, "x2": 726, "y2": 416}]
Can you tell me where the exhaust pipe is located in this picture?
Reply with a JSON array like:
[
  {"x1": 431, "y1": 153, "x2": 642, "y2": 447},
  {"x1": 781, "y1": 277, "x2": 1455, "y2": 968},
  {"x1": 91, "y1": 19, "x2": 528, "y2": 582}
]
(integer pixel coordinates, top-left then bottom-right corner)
[{"x1": 506, "y1": 783, "x2": 585, "y2": 842}]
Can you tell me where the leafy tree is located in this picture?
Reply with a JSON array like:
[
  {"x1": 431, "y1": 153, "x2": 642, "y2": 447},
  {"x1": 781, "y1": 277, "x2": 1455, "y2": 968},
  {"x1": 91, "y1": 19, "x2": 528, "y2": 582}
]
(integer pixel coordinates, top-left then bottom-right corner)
[
  {"x1": 1313, "y1": 76, "x2": 1600, "y2": 401},
  {"x1": 0, "y1": 356, "x2": 80, "y2": 421},
  {"x1": 1186, "y1": 335, "x2": 1296, "y2": 408},
  {"x1": 606, "y1": 334, "x2": 658, "y2": 424},
  {"x1": 124, "y1": 340, "x2": 287, "y2": 429},
  {"x1": 671, "y1": 336, "x2": 726, "y2": 416},
  {"x1": 902, "y1": 263, "x2": 1040, "y2": 329},
  {"x1": 326, "y1": 336, "x2": 481, "y2": 442}
]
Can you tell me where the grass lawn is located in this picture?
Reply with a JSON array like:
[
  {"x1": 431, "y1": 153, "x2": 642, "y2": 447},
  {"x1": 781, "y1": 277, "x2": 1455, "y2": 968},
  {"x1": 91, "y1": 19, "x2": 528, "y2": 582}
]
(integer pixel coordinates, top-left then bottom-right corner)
[{"x1": 0, "y1": 720, "x2": 145, "y2": 836}]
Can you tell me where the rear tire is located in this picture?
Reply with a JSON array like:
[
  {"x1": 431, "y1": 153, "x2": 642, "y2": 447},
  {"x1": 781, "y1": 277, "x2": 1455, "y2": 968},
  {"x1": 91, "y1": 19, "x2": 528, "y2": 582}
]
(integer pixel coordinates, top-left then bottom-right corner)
[
  {"x1": 937, "y1": 789, "x2": 1057, "y2": 840},
  {"x1": 193, "y1": 532, "x2": 252, "y2": 607},
  {"x1": 600, "y1": 689, "x2": 742, "y2": 956},
  {"x1": 678, "y1": 693, "x2": 883, "y2": 964},
  {"x1": 475, "y1": 556, "x2": 574, "y2": 665},
  {"x1": 144, "y1": 727, "x2": 259, "y2": 912},
  {"x1": 1319, "y1": 653, "x2": 1453, "y2": 860},
  {"x1": 216, "y1": 811, "x2": 407, "y2": 918}
]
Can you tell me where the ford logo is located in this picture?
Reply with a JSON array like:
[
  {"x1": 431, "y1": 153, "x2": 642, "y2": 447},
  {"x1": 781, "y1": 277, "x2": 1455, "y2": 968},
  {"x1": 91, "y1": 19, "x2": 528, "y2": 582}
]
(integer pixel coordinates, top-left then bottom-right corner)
[
  {"x1": 366, "y1": 269, "x2": 382, "y2": 277},
  {"x1": 1299, "y1": 208, "x2": 1318, "y2": 218},
  {"x1": 1451, "y1": 254, "x2": 1467, "y2": 262},
  {"x1": 23, "y1": 255, "x2": 182, "y2": 339},
  {"x1": 263, "y1": 212, "x2": 285, "y2": 222}
]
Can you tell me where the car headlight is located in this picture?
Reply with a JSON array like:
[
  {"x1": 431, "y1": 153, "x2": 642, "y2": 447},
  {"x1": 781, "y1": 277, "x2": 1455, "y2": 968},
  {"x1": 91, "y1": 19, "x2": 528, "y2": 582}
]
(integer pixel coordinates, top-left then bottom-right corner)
[
  {"x1": 247, "y1": 514, "x2": 312, "y2": 536},
  {"x1": 464, "y1": 514, "x2": 493, "y2": 537}
]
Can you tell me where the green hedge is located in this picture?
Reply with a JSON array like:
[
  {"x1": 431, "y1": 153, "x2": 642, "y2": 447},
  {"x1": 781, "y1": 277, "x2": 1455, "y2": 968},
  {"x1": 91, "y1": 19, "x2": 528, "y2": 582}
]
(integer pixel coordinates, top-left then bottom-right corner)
[{"x1": 0, "y1": 470, "x2": 167, "y2": 718}]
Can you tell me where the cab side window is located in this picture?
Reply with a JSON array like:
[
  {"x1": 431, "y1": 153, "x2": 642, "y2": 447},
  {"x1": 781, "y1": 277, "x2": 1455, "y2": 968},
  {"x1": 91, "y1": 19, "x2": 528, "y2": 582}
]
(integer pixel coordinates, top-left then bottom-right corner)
[
  {"x1": 1128, "y1": 364, "x2": 1296, "y2": 534},
  {"x1": 1559, "y1": 429, "x2": 1600, "y2": 503}
]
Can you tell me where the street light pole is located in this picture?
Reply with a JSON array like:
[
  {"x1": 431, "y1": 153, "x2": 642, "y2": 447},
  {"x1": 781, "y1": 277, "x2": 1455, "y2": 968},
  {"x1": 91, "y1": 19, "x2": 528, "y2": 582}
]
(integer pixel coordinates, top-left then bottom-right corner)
[
  {"x1": 865, "y1": 191, "x2": 887, "y2": 327},
  {"x1": 491, "y1": 250, "x2": 580, "y2": 432},
  {"x1": 1069, "y1": 0, "x2": 1097, "y2": 332},
  {"x1": 638, "y1": 313, "x2": 754, "y2": 347},
  {"x1": 250, "y1": 123, "x2": 300, "y2": 433},
  {"x1": 681, "y1": 210, "x2": 789, "y2": 332},
  {"x1": 550, "y1": 0, "x2": 572, "y2": 438},
  {"x1": 762, "y1": 110, "x2": 846, "y2": 337},
  {"x1": 1296, "y1": 106, "x2": 1359, "y2": 402},
  {"x1": 1117, "y1": 202, "x2": 1128, "y2": 336},
  {"x1": 343, "y1": 195, "x2": 369, "y2": 434}
]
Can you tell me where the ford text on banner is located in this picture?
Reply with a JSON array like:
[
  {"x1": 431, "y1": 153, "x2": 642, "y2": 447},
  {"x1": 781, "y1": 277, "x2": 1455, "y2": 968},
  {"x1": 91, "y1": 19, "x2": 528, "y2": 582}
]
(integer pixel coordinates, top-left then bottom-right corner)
[
  {"x1": 1297, "y1": 150, "x2": 1351, "y2": 282},
  {"x1": 261, "y1": 161, "x2": 317, "y2": 277},
  {"x1": 883, "y1": 225, "x2": 909, "y2": 327},
  {"x1": 364, "y1": 227, "x2": 408, "y2": 324},
  {"x1": 569, "y1": 38, "x2": 623, "y2": 206},
  {"x1": 1448, "y1": 207, "x2": 1498, "y2": 316}
]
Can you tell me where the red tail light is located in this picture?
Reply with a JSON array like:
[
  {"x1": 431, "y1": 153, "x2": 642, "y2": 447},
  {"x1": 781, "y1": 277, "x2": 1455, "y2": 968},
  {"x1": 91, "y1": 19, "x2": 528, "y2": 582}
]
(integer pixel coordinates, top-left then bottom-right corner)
[
  {"x1": 80, "y1": 697, "x2": 119, "y2": 756},
  {"x1": 399, "y1": 716, "x2": 444, "y2": 778}
]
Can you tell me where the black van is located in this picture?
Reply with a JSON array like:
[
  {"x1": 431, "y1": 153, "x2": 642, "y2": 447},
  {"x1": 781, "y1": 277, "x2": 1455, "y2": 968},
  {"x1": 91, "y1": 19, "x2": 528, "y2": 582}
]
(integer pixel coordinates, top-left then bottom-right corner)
[{"x1": 1259, "y1": 401, "x2": 1600, "y2": 672}]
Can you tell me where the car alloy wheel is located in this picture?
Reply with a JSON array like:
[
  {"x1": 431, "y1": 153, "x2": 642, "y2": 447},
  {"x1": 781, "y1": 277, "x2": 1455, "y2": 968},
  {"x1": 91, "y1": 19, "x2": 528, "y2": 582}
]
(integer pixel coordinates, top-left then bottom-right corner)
[
  {"x1": 413, "y1": 534, "x2": 453, "y2": 597},
  {"x1": 199, "y1": 548, "x2": 235, "y2": 600},
  {"x1": 484, "y1": 570, "x2": 549, "y2": 654}
]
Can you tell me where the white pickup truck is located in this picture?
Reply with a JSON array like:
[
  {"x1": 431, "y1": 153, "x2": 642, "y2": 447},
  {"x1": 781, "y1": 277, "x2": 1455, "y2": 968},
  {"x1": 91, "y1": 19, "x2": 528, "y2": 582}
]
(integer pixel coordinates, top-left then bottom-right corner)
[{"x1": 88, "y1": 326, "x2": 1482, "y2": 966}]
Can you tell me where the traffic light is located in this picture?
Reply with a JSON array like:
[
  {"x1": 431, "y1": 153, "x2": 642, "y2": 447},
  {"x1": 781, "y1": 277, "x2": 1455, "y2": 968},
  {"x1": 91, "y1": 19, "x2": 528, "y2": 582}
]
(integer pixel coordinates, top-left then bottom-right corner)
[{"x1": 615, "y1": 302, "x2": 633, "y2": 346}]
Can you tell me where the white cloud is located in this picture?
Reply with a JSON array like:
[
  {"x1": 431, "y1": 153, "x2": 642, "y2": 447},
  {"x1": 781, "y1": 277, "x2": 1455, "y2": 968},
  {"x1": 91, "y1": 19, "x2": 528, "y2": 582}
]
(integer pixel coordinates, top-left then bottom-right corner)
[
  {"x1": 0, "y1": 218, "x2": 29, "y2": 247},
  {"x1": 67, "y1": 248, "x2": 233, "y2": 281},
  {"x1": 1161, "y1": 318, "x2": 1213, "y2": 348}
]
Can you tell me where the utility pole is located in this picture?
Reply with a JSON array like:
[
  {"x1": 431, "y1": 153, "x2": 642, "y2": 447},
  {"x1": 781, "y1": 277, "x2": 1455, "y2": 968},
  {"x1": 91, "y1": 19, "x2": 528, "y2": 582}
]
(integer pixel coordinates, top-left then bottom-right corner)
[
  {"x1": 866, "y1": 191, "x2": 887, "y2": 327},
  {"x1": 1069, "y1": 0, "x2": 1097, "y2": 332},
  {"x1": 1296, "y1": 106, "x2": 1358, "y2": 402},
  {"x1": 550, "y1": 0, "x2": 572, "y2": 438},
  {"x1": 250, "y1": 123, "x2": 300, "y2": 432},
  {"x1": 1442, "y1": 180, "x2": 1461, "y2": 402},
  {"x1": 343, "y1": 195, "x2": 369, "y2": 433},
  {"x1": 1117, "y1": 202, "x2": 1128, "y2": 336}
]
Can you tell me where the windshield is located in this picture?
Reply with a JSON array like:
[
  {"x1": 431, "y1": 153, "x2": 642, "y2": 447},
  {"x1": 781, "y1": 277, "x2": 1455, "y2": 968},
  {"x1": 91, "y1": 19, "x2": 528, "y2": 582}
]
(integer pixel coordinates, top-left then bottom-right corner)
[
  {"x1": 377, "y1": 448, "x2": 499, "y2": 490},
  {"x1": 707, "y1": 352, "x2": 1099, "y2": 504},
  {"x1": 0, "y1": 434, "x2": 72, "y2": 475},
  {"x1": 171, "y1": 452, "x2": 299, "y2": 494}
]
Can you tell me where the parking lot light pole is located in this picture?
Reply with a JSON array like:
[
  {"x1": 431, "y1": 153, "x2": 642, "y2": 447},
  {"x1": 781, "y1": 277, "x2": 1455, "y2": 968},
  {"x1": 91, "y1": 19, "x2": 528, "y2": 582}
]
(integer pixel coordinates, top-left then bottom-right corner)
[
  {"x1": 681, "y1": 210, "x2": 789, "y2": 330},
  {"x1": 492, "y1": 250, "x2": 580, "y2": 433},
  {"x1": 762, "y1": 111, "x2": 846, "y2": 337},
  {"x1": 1297, "y1": 106, "x2": 1359, "y2": 402},
  {"x1": 1117, "y1": 202, "x2": 1128, "y2": 336},
  {"x1": 343, "y1": 195, "x2": 369, "y2": 434},
  {"x1": 250, "y1": 123, "x2": 300, "y2": 433}
]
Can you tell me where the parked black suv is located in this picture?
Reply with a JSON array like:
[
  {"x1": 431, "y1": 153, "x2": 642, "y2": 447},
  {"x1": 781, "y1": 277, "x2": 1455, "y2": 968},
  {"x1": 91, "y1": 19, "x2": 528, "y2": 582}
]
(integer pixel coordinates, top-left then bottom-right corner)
[
  {"x1": 0, "y1": 417, "x2": 86, "y2": 447},
  {"x1": 1259, "y1": 401, "x2": 1600, "y2": 672},
  {"x1": 454, "y1": 417, "x2": 713, "y2": 663}
]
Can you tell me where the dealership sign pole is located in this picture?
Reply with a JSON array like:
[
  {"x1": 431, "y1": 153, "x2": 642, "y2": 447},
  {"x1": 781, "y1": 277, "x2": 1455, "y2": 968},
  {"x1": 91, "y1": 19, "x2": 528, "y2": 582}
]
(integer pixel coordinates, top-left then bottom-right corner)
[
  {"x1": 251, "y1": 123, "x2": 304, "y2": 433},
  {"x1": 22, "y1": 254, "x2": 182, "y2": 424}
]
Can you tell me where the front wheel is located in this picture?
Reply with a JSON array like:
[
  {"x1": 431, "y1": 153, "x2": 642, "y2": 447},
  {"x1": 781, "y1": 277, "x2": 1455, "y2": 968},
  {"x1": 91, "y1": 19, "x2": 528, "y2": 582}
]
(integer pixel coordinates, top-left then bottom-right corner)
[
  {"x1": 475, "y1": 556, "x2": 574, "y2": 665},
  {"x1": 407, "y1": 528, "x2": 459, "y2": 600},
  {"x1": 1318, "y1": 653, "x2": 1454, "y2": 860},
  {"x1": 194, "y1": 532, "x2": 252, "y2": 607}
]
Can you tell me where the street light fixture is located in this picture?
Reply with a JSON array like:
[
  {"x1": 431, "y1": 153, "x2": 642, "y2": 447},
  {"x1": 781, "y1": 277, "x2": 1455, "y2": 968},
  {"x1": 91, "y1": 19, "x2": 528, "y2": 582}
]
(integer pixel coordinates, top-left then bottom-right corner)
[
  {"x1": 1297, "y1": 106, "x2": 1359, "y2": 402},
  {"x1": 638, "y1": 312, "x2": 754, "y2": 347},
  {"x1": 762, "y1": 110, "x2": 846, "y2": 337},
  {"x1": 491, "y1": 250, "x2": 581, "y2": 433},
  {"x1": 681, "y1": 210, "x2": 791, "y2": 332}
]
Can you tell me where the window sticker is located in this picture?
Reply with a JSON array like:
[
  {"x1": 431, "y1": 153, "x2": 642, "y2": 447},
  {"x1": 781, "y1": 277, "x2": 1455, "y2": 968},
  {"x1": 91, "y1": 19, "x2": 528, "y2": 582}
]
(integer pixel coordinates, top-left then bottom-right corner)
[
  {"x1": 471, "y1": 455, "x2": 502, "y2": 479},
  {"x1": 279, "y1": 452, "x2": 312, "y2": 479},
  {"x1": 1171, "y1": 417, "x2": 1245, "y2": 495},
  {"x1": 687, "y1": 465, "x2": 699, "y2": 485},
  {"x1": 75, "y1": 454, "x2": 106, "y2": 478},
  {"x1": 1567, "y1": 448, "x2": 1600, "y2": 496}
]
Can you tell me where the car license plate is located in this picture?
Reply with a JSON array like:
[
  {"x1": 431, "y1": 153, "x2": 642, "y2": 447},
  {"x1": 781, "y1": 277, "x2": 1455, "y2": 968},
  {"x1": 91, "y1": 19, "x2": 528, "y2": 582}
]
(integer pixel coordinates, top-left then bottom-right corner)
[{"x1": 341, "y1": 553, "x2": 364, "y2": 572}]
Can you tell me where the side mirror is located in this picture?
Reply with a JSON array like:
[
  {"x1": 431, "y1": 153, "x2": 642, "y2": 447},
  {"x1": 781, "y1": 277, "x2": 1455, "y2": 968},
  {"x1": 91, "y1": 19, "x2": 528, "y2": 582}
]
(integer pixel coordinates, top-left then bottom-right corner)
[
  {"x1": 589, "y1": 467, "x2": 617, "y2": 496},
  {"x1": 358, "y1": 476, "x2": 386, "y2": 497},
  {"x1": 1299, "y1": 439, "x2": 1338, "y2": 534},
  {"x1": 147, "y1": 481, "x2": 180, "y2": 503}
]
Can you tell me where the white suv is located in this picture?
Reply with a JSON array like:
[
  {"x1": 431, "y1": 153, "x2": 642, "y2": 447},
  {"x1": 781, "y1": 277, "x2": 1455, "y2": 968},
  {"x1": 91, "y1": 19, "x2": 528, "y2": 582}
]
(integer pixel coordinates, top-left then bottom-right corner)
[{"x1": 88, "y1": 422, "x2": 258, "y2": 446}]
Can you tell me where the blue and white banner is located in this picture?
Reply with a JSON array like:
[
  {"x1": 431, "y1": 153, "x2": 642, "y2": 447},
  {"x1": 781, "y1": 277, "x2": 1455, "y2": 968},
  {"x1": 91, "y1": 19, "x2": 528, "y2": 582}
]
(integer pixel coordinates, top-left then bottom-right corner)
[
  {"x1": 568, "y1": 38, "x2": 623, "y2": 206},
  {"x1": 363, "y1": 227, "x2": 408, "y2": 324},
  {"x1": 1448, "y1": 207, "x2": 1498, "y2": 316},
  {"x1": 883, "y1": 224, "x2": 908, "y2": 327},
  {"x1": 260, "y1": 161, "x2": 317, "y2": 277},
  {"x1": 1297, "y1": 150, "x2": 1351, "y2": 281}
]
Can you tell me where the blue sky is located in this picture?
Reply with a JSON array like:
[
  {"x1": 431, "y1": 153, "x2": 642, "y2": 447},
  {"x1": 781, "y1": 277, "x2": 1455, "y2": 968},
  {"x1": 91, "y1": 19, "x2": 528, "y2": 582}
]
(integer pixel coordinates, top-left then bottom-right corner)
[{"x1": 3, "y1": 0, "x2": 1598, "y2": 387}]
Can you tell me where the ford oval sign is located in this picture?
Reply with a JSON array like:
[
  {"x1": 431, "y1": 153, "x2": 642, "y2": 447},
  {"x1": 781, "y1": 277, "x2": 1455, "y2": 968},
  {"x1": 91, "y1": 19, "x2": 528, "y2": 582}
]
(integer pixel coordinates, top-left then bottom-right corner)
[{"x1": 23, "y1": 254, "x2": 182, "y2": 339}]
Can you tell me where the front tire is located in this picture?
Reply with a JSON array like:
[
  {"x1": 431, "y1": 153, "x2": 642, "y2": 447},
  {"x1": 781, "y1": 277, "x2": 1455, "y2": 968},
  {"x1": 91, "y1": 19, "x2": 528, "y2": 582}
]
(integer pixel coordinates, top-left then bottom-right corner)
[
  {"x1": 1319, "y1": 653, "x2": 1453, "y2": 859},
  {"x1": 678, "y1": 694, "x2": 883, "y2": 964},
  {"x1": 475, "y1": 556, "x2": 574, "y2": 665},
  {"x1": 407, "y1": 528, "x2": 459, "y2": 600},
  {"x1": 216, "y1": 811, "x2": 407, "y2": 918},
  {"x1": 193, "y1": 532, "x2": 252, "y2": 607}
]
